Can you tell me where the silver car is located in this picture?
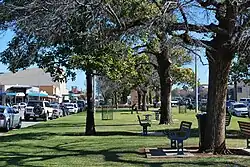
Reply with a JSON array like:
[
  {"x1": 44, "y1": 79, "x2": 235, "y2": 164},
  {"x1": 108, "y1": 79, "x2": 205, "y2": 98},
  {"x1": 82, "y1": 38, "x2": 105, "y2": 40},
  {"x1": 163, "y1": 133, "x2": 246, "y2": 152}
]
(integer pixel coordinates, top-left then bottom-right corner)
[
  {"x1": 229, "y1": 103, "x2": 249, "y2": 117},
  {"x1": 0, "y1": 105, "x2": 22, "y2": 132}
]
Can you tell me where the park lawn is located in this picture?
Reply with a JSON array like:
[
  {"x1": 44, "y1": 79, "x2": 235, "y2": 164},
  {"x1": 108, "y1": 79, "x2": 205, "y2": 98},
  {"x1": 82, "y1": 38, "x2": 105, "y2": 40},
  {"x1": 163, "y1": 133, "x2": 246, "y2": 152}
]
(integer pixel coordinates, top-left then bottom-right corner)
[{"x1": 0, "y1": 108, "x2": 250, "y2": 167}]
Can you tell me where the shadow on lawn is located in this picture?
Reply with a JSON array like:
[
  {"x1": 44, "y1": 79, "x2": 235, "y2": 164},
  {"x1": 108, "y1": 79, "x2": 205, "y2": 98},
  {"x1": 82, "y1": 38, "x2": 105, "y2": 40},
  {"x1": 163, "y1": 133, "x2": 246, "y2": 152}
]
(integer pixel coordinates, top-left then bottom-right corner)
[
  {"x1": 1, "y1": 142, "x2": 249, "y2": 167},
  {"x1": 156, "y1": 128, "x2": 244, "y2": 139}
]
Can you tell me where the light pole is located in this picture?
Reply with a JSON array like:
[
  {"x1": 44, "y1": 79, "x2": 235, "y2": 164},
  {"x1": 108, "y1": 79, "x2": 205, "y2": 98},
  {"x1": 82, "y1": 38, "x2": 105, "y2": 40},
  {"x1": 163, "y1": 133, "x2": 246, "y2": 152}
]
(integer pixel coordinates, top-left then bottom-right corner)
[{"x1": 195, "y1": 54, "x2": 199, "y2": 113}]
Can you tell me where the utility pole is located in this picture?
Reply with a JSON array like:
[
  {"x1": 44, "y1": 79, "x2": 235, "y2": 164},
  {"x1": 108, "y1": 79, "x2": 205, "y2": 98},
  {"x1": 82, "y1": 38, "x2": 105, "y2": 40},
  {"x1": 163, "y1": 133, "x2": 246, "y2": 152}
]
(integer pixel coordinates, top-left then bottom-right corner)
[{"x1": 195, "y1": 54, "x2": 199, "y2": 113}]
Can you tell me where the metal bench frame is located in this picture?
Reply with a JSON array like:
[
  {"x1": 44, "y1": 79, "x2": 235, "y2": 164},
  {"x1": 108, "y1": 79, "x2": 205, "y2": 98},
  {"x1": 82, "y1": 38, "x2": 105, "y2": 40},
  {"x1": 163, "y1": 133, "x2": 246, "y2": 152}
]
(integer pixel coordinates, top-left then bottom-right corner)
[
  {"x1": 166, "y1": 121, "x2": 192, "y2": 155},
  {"x1": 238, "y1": 121, "x2": 250, "y2": 148},
  {"x1": 137, "y1": 115, "x2": 151, "y2": 136}
]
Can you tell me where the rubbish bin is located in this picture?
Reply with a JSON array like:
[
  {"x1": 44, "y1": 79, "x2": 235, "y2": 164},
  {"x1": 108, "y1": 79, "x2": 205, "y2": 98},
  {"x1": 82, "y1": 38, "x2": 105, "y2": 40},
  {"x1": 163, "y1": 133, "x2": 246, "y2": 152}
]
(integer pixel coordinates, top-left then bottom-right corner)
[
  {"x1": 102, "y1": 106, "x2": 114, "y2": 120},
  {"x1": 196, "y1": 112, "x2": 207, "y2": 147}
]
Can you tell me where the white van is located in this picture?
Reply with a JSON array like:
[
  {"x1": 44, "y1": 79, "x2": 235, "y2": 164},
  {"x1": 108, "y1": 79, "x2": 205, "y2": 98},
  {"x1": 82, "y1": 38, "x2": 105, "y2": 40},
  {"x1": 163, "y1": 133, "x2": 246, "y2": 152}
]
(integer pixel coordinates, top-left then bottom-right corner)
[{"x1": 239, "y1": 98, "x2": 250, "y2": 106}]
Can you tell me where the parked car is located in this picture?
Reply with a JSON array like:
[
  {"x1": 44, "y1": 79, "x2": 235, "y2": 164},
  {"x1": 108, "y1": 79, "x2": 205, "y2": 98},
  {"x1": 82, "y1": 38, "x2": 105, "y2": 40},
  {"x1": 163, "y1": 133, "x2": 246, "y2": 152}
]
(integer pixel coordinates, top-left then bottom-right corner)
[
  {"x1": 0, "y1": 105, "x2": 22, "y2": 132},
  {"x1": 12, "y1": 102, "x2": 27, "y2": 120},
  {"x1": 239, "y1": 98, "x2": 250, "y2": 106},
  {"x1": 229, "y1": 102, "x2": 249, "y2": 117},
  {"x1": 50, "y1": 103, "x2": 63, "y2": 118},
  {"x1": 77, "y1": 100, "x2": 85, "y2": 112},
  {"x1": 64, "y1": 103, "x2": 78, "y2": 114},
  {"x1": 25, "y1": 100, "x2": 54, "y2": 121},
  {"x1": 226, "y1": 100, "x2": 235, "y2": 111},
  {"x1": 171, "y1": 99, "x2": 179, "y2": 107}
]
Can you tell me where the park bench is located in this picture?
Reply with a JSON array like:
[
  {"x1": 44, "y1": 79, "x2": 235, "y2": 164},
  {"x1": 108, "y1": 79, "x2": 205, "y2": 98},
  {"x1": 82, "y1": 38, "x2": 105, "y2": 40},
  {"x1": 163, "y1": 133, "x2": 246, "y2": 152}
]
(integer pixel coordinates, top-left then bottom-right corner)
[
  {"x1": 137, "y1": 115, "x2": 151, "y2": 136},
  {"x1": 238, "y1": 121, "x2": 250, "y2": 148},
  {"x1": 166, "y1": 121, "x2": 192, "y2": 155}
]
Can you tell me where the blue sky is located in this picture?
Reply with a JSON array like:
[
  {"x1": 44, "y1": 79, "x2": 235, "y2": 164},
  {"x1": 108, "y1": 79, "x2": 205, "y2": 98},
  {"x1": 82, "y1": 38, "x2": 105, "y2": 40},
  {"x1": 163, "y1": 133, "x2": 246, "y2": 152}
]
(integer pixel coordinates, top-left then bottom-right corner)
[
  {"x1": 0, "y1": 31, "x2": 208, "y2": 90},
  {"x1": 0, "y1": 31, "x2": 86, "y2": 91}
]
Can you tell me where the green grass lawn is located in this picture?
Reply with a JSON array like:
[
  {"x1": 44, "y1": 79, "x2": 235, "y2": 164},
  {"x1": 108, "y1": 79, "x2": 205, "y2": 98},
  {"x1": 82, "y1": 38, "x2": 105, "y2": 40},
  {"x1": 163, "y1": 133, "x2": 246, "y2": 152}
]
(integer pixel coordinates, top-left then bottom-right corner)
[{"x1": 0, "y1": 108, "x2": 250, "y2": 167}]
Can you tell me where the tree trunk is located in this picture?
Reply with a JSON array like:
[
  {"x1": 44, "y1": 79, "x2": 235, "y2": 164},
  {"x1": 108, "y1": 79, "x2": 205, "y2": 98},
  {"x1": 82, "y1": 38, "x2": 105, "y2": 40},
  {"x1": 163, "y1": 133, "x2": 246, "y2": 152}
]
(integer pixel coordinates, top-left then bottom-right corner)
[
  {"x1": 85, "y1": 70, "x2": 96, "y2": 135},
  {"x1": 114, "y1": 91, "x2": 118, "y2": 109},
  {"x1": 121, "y1": 89, "x2": 128, "y2": 104},
  {"x1": 201, "y1": 49, "x2": 232, "y2": 154},
  {"x1": 141, "y1": 91, "x2": 147, "y2": 111},
  {"x1": 157, "y1": 53, "x2": 172, "y2": 124},
  {"x1": 137, "y1": 91, "x2": 141, "y2": 110},
  {"x1": 149, "y1": 90, "x2": 152, "y2": 104},
  {"x1": 234, "y1": 79, "x2": 237, "y2": 101}
]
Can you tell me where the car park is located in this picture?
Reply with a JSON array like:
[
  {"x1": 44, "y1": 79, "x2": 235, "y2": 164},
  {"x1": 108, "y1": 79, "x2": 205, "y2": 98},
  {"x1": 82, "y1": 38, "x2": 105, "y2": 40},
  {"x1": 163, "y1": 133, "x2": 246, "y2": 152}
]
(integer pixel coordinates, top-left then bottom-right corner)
[
  {"x1": 229, "y1": 102, "x2": 249, "y2": 117},
  {"x1": 0, "y1": 105, "x2": 22, "y2": 132}
]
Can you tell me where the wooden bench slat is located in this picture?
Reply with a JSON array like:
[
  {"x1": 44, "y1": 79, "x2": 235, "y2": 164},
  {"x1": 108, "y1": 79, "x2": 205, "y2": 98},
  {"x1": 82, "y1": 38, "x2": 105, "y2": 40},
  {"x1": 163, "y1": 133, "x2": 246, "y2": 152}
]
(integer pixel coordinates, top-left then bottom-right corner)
[{"x1": 238, "y1": 121, "x2": 250, "y2": 148}]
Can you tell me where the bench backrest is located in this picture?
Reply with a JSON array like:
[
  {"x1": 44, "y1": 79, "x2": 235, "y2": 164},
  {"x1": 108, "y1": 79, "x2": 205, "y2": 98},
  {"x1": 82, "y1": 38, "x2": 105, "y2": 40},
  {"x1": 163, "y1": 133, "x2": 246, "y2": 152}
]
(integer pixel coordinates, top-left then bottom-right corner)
[
  {"x1": 238, "y1": 121, "x2": 250, "y2": 137},
  {"x1": 137, "y1": 115, "x2": 142, "y2": 125},
  {"x1": 179, "y1": 121, "x2": 192, "y2": 136},
  {"x1": 225, "y1": 112, "x2": 231, "y2": 127}
]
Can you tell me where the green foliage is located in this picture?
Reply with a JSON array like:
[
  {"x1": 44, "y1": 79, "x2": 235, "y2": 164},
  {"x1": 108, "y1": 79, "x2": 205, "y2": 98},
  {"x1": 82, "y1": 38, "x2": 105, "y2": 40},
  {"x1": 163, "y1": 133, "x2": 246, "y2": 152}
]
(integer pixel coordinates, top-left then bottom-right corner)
[{"x1": 229, "y1": 56, "x2": 250, "y2": 84}]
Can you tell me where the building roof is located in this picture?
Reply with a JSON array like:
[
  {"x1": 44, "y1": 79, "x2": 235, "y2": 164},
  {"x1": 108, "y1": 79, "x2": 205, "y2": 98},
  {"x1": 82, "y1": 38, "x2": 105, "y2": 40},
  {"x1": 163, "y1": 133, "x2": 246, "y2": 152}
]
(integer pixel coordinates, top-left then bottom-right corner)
[{"x1": 0, "y1": 68, "x2": 59, "y2": 86}]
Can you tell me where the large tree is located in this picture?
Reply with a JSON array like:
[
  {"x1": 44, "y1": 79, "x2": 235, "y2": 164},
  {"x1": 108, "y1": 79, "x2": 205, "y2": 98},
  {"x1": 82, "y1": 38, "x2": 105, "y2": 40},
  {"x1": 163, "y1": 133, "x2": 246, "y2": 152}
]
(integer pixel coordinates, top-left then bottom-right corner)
[
  {"x1": 0, "y1": 0, "x2": 140, "y2": 135},
  {"x1": 174, "y1": 0, "x2": 250, "y2": 154}
]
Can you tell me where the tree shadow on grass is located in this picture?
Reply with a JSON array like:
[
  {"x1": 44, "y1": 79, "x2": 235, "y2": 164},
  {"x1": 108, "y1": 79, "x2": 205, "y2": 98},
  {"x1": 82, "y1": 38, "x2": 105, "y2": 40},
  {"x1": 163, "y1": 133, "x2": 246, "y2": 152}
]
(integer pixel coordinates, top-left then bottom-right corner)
[
  {"x1": 1, "y1": 143, "x2": 249, "y2": 167},
  {"x1": 155, "y1": 128, "x2": 244, "y2": 139}
]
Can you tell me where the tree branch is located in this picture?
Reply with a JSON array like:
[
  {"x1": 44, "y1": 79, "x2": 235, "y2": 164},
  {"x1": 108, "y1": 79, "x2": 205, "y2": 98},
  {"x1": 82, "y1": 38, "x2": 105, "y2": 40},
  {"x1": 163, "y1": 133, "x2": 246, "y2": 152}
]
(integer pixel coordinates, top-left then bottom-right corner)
[{"x1": 196, "y1": 0, "x2": 220, "y2": 8}]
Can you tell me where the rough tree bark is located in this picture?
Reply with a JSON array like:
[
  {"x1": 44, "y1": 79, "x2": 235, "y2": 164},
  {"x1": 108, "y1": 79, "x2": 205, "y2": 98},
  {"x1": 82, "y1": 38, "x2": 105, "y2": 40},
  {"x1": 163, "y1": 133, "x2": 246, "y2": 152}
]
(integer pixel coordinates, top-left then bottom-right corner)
[
  {"x1": 85, "y1": 70, "x2": 96, "y2": 135},
  {"x1": 157, "y1": 52, "x2": 172, "y2": 124},
  {"x1": 202, "y1": 48, "x2": 232, "y2": 154}
]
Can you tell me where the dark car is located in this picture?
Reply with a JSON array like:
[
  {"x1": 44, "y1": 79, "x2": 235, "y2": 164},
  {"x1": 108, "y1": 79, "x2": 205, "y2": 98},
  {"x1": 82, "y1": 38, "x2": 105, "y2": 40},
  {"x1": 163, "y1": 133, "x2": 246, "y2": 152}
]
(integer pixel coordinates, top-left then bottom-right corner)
[{"x1": 77, "y1": 100, "x2": 85, "y2": 112}]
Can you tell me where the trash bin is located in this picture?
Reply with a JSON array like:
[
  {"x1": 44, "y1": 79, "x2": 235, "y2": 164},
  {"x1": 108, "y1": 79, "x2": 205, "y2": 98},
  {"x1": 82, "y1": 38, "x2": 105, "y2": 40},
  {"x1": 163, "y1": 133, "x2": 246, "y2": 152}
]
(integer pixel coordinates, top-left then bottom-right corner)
[
  {"x1": 102, "y1": 106, "x2": 114, "y2": 120},
  {"x1": 196, "y1": 112, "x2": 207, "y2": 147}
]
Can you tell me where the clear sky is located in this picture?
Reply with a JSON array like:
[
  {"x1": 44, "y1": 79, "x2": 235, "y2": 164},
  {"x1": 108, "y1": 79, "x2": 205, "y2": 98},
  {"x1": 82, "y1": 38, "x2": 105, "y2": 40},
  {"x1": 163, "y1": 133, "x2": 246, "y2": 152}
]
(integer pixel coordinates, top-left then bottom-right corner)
[
  {"x1": 0, "y1": 31, "x2": 86, "y2": 91},
  {"x1": 0, "y1": 31, "x2": 208, "y2": 90}
]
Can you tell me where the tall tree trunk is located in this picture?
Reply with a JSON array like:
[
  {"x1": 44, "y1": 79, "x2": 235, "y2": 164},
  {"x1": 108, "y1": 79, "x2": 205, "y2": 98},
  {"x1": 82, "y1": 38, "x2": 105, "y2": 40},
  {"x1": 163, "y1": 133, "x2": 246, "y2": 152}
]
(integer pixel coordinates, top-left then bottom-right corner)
[
  {"x1": 141, "y1": 90, "x2": 147, "y2": 111},
  {"x1": 157, "y1": 53, "x2": 172, "y2": 124},
  {"x1": 233, "y1": 79, "x2": 237, "y2": 101},
  {"x1": 137, "y1": 90, "x2": 141, "y2": 110},
  {"x1": 114, "y1": 91, "x2": 118, "y2": 109},
  {"x1": 85, "y1": 70, "x2": 96, "y2": 135},
  {"x1": 201, "y1": 49, "x2": 232, "y2": 154},
  {"x1": 149, "y1": 89, "x2": 152, "y2": 104},
  {"x1": 121, "y1": 89, "x2": 128, "y2": 104}
]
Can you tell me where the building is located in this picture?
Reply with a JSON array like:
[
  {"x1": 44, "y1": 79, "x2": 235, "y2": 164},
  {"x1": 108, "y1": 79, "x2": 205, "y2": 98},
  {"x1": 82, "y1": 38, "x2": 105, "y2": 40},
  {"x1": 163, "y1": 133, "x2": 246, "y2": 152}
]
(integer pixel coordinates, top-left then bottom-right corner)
[
  {"x1": 0, "y1": 68, "x2": 68, "y2": 104},
  {"x1": 228, "y1": 81, "x2": 250, "y2": 101}
]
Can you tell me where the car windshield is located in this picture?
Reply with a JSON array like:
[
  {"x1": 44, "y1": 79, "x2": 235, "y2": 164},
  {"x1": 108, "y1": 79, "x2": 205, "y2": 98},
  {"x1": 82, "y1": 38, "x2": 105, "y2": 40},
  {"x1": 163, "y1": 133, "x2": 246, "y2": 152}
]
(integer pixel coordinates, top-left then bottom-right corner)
[
  {"x1": 240, "y1": 99, "x2": 246, "y2": 102},
  {"x1": 27, "y1": 101, "x2": 43, "y2": 107},
  {"x1": 234, "y1": 104, "x2": 247, "y2": 108},
  {"x1": 0, "y1": 108, "x2": 5, "y2": 113},
  {"x1": 50, "y1": 104, "x2": 59, "y2": 109}
]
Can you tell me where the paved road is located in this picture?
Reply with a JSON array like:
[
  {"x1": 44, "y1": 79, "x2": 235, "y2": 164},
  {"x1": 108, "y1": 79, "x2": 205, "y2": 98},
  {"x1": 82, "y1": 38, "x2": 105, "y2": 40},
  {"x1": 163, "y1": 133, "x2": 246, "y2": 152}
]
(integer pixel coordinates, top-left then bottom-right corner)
[{"x1": 0, "y1": 121, "x2": 40, "y2": 136}]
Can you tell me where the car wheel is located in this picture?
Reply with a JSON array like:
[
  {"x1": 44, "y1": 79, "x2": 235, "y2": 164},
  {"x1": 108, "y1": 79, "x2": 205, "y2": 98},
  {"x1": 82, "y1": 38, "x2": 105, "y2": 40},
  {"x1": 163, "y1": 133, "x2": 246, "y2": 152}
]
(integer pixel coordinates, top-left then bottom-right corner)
[
  {"x1": 4, "y1": 120, "x2": 10, "y2": 132},
  {"x1": 24, "y1": 115, "x2": 30, "y2": 121},
  {"x1": 16, "y1": 119, "x2": 22, "y2": 129}
]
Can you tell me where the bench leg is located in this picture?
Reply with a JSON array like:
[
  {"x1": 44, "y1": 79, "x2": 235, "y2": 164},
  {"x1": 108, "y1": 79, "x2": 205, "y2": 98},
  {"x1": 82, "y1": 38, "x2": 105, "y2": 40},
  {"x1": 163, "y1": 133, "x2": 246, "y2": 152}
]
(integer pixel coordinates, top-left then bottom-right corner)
[
  {"x1": 143, "y1": 126, "x2": 148, "y2": 136},
  {"x1": 247, "y1": 138, "x2": 250, "y2": 149},
  {"x1": 171, "y1": 139, "x2": 177, "y2": 149},
  {"x1": 177, "y1": 140, "x2": 184, "y2": 155}
]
